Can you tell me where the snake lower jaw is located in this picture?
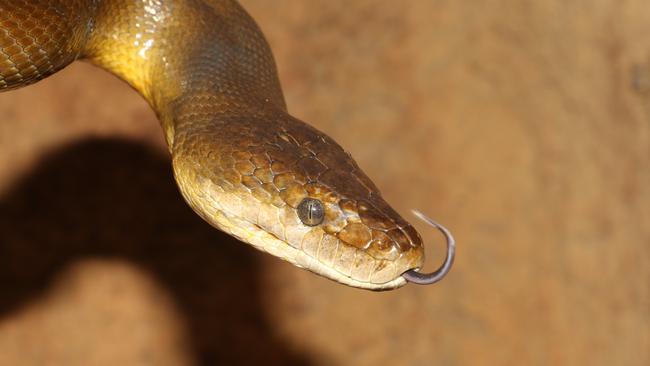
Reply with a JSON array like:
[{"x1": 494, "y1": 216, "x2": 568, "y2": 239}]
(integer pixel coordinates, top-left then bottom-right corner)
[
  {"x1": 223, "y1": 220, "x2": 410, "y2": 291},
  {"x1": 187, "y1": 200, "x2": 410, "y2": 290},
  {"x1": 185, "y1": 200, "x2": 411, "y2": 290}
]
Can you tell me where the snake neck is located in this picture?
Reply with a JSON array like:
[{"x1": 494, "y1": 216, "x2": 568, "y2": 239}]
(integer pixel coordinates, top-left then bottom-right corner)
[{"x1": 82, "y1": 0, "x2": 286, "y2": 149}]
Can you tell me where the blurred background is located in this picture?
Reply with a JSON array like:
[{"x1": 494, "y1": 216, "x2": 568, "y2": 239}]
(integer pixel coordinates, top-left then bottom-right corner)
[{"x1": 0, "y1": 0, "x2": 648, "y2": 365}]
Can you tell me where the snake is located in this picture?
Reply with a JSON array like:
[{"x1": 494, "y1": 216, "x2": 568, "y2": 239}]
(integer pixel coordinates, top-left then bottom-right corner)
[{"x1": 0, "y1": 0, "x2": 454, "y2": 290}]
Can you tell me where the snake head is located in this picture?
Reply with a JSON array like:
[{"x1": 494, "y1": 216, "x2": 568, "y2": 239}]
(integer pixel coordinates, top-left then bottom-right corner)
[{"x1": 172, "y1": 112, "x2": 424, "y2": 290}]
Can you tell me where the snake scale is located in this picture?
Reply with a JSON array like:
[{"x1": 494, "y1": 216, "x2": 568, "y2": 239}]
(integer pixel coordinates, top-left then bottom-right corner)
[{"x1": 0, "y1": 0, "x2": 454, "y2": 290}]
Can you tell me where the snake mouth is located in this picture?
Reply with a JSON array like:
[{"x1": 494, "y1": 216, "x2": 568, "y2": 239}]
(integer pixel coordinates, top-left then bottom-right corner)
[
  {"x1": 293, "y1": 250, "x2": 408, "y2": 291},
  {"x1": 212, "y1": 213, "x2": 407, "y2": 290},
  {"x1": 255, "y1": 224, "x2": 408, "y2": 290}
]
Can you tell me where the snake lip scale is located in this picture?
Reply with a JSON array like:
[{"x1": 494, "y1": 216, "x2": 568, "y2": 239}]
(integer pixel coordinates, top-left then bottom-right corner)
[{"x1": 0, "y1": 0, "x2": 454, "y2": 290}]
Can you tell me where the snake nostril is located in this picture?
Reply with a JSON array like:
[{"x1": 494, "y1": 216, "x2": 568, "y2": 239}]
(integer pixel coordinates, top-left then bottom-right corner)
[
  {"x1": 386, "y1": 228, "x2": 412, "y2": 252},
  {"x1": 402, "y1": 225, "x2": 422, "y2": 248}
]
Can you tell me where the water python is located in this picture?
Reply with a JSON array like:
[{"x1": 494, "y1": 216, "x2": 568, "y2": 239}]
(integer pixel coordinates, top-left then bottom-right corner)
[{"x1": 0, "y1": 0, "x2": 454, "y2": 290}]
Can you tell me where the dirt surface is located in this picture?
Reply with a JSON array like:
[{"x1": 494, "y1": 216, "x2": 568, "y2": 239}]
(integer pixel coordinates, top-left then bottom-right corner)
[{"x1": 0, "y1": 1, "x2": 648, "y2": 365}]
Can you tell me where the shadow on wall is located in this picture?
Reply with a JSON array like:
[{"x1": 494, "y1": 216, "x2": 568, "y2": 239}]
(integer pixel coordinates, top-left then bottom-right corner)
[{"x1": 0, "y1": 138, "x2": 311, "y2": 366}]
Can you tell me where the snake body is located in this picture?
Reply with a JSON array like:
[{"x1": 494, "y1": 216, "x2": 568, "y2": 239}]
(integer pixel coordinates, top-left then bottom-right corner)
[{"x1": 0, "y1": 0, "x2": 426, "y2": 290}]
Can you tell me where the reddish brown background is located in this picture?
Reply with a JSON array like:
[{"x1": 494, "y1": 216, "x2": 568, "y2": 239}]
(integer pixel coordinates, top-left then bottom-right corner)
[{"x1": 0, "y1": 1, "x2": 648, "y2": 365}]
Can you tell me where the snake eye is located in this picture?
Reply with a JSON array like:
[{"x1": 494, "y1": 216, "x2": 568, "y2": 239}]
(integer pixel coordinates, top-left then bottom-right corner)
[{"x1": 297, "y1": 198, "x2": 325, "y2": 226}]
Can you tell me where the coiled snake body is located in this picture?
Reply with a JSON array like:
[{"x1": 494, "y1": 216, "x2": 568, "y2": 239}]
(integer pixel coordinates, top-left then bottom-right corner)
[{"x1": 0, "y1": 0, "x2": 453, "y2": 290}]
